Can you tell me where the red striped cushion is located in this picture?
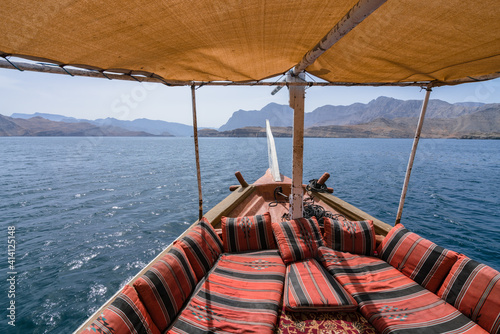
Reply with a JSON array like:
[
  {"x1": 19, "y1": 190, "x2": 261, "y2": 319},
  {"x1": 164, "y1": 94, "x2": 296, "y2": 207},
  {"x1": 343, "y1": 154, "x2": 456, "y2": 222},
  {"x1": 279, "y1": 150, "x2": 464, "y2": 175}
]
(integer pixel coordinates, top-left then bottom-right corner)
[
  {"x1": 284, "y1": 258, "x2": 357, "y2": 312},
  {"x1": 272, "y1": 217, "x2": 324, "y2": 264},
  {"x1": 359, "y1": 285, "x2": 488, "y2": 334},
  {"x1": 221, "y1": 212, "x2": 276, "y2": 252},
  {"x1": 318, "y1": 247, "x2": 486, "y2": 334},
  {"x1": 377, "y1": 223, "x2": 458, "y2": 293},
  {"x1": 323, "y1": 217, "x2": 376, "y2": 256},
  {"x1": 167, "y1": 250, "x2": 286, "y2": 334},
  {"x1": 82, "y1": 284, "x2": 160, "y2": 334},
  {"x1": 438, "y1": 254, "x2": 500, "y2": 334},
  {"x1": 318, "y1": 246, "x2": 393, "y2": 278},
  {"x1": 318, "y1": 246, "x2": 409, "y2": 296},
  {"x1": 133, "y1": 245, "x2": 198, "y2": 332},
  {"x1": 174, "y1": 218, "x2": 223, "y2": 281}
]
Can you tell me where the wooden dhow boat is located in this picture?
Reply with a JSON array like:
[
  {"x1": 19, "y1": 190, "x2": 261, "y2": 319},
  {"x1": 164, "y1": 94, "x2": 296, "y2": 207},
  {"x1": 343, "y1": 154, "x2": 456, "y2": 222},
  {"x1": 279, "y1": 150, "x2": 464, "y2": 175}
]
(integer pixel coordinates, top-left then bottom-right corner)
[
  {"x1": 69, "y1": 124, "x2": 499, "y2": 334},
  {"x1": 1, "y1": 1, "x2": 499, "y2": 333}
]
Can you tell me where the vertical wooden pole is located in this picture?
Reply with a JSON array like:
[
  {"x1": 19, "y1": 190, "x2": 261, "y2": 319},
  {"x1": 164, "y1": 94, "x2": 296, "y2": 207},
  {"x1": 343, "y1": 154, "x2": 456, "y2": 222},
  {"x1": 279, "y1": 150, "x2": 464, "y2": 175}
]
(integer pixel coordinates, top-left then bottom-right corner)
[
  {"x1": 191, "y1": 85, "x2": 203, "y2": 221},
  {"x1": 288, "y1": 71, "x2": 306, "y2": 219},
  {"x1": 395, "y1": 87, "x2": 432, "y2": 225}
]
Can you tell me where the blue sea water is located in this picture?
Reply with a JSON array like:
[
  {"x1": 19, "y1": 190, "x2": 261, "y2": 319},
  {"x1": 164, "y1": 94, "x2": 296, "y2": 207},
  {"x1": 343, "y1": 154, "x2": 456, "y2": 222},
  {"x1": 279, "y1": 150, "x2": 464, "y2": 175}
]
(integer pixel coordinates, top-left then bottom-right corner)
[{"x1": 0, "y1": 137, "x2": 499, "y2": 333}]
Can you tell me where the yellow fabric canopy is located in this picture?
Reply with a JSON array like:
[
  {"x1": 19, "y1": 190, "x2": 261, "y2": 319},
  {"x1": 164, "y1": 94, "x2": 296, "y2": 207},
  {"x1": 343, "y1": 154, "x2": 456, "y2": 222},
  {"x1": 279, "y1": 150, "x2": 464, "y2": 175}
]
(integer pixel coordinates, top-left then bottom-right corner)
[{"x1": 0, "y1": 0, "x2": 499, "y2": 85}]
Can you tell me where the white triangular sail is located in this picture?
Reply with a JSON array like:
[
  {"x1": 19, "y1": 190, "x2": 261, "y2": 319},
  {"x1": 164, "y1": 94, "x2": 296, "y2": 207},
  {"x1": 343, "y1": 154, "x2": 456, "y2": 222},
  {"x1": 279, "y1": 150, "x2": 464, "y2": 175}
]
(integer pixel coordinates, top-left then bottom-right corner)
[{"x1": 266, "y1": 120, "x2": 281, "y2": 182}]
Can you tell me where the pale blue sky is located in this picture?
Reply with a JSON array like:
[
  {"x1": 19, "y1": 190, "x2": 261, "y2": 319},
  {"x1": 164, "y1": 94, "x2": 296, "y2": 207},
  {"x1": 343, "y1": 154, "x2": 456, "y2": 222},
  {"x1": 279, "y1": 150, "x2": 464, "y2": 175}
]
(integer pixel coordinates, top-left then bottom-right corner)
[{"x1": 1, "y1": 68, "x2": 499, "y2": 128}]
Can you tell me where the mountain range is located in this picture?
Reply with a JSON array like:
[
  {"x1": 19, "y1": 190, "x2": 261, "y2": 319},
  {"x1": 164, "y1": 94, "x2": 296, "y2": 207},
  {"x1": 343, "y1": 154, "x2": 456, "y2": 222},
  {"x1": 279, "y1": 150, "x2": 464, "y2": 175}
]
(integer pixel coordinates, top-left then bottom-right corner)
[
  {"x1": 0, "y1": 115, "x2": 158, "y2": 137},
  {"x1": 9, "y1": 112, "x2": 193, "y2": 136},
  {"x1": 199, "y1": 106, "x2": 500, "y2": 139},
  {"x1": 1, "y1": 96, "x2": 499, "y2": 138},
  {"x1": 218, "y1": 97, "x2": 493, "y2": 131}
]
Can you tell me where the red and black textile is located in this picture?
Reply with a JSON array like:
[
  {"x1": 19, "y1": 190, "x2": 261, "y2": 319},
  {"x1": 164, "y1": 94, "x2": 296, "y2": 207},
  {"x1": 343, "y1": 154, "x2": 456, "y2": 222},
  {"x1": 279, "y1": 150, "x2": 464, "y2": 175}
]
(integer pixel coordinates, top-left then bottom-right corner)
[
  {"x1": 82, "y1": 284, "x2": 160, "y2": 334},
  {"x1": 174, "y1": 218, "x2": 224, "y2": 281},
  {"x1": 360, "y1": 286, "x2": 488, "y2": 334},
  {"x1": 167, "y1": 250, "x2": 286, "y2": 334},
  {"x1": 318, "y1": 246, "x2": 395, "y2": 283},
  {"x1": 323, "y1": 217, "x2": 376, "y2": 256},
  {"x1": 272, "y1": 217, "x2": 324, "y2": 264},
  {"x1": 284, "y1": 258, "x2": 357, "y2": 312},
  {"x1": 438, "y1": 254, "x2": 500, "y2": 334},
  {"x1": 377, "y1": 223, "x2": 458, "y2": 293},
  {"x1": 221, "y1": 212, "x2": 276, "y2": 253},
  {"x1": 317, "y1": 247, "x2": 486, "y2": 334},
  {"x1": 133, "y1": 245, "x2": 198, "y2": 332}
]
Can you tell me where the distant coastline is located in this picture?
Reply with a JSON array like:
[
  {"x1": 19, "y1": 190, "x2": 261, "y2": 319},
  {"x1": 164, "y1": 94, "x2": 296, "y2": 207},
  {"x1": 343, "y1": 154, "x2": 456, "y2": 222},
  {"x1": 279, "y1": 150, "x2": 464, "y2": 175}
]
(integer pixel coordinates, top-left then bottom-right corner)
[
  {"x1": 198, "y1": 126, "x2": 500, "y2": 139},
  {"x1": 0, "y1": 115, "x2": 169, "y2": 137},
  {"x1": 2, "y1": 96, "x2": 499, "y2": 138}
]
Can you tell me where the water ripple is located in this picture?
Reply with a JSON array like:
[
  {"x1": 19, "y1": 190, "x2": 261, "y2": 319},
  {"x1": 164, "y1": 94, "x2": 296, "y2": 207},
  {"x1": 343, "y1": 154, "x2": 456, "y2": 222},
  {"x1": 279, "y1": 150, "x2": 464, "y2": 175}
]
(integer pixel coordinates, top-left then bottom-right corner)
[{"x1": 1, "y1": 137, "x2": 498, "y2": 334}]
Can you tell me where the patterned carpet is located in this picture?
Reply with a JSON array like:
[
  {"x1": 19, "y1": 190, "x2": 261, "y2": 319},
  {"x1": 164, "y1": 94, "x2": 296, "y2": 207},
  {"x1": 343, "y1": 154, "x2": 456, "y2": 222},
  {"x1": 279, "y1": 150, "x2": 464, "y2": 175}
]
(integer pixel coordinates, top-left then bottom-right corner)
[{"x1": 276, "y1": 310, "x2": 377, "y2": 334}]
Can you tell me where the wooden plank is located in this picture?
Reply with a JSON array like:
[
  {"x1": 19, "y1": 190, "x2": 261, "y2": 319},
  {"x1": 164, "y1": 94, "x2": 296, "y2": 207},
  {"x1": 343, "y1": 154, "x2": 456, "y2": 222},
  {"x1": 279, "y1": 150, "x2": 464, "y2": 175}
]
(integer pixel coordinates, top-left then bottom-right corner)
[
  {"x1": 314, "y1": 191, "x2": 393, "y2": 236},
  {"x1": 202, "y1": 185, "x2": 255, "y2": 226}
]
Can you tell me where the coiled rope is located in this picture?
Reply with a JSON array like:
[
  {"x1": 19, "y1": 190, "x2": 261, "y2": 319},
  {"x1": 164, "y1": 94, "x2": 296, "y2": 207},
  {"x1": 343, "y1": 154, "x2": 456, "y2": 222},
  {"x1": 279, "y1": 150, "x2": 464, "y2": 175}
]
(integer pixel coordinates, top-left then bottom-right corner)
[{"x1": 269, "y1": 183, "x2": 345, "y2": 225}]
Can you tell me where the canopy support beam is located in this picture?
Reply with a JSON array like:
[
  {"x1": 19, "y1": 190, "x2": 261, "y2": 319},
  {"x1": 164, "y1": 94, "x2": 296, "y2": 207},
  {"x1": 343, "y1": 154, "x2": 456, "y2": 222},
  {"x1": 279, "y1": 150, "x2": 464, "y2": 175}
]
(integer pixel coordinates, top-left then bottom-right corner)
[
  {"x1": 288, "y1": 71, "x2": 306, "y2": 219},
  {"x1": 191, "y1": 85, "x2": 203, "y2": 221},
  {"x1": 294, "y1": 0, "x2": 388, "y2": 74},
  {"x1": 2, "y1": 59, "x2": 497, "y2": 87},
  {"x1": 395, "y1": 87, "x2": 432, "y2": 225}
]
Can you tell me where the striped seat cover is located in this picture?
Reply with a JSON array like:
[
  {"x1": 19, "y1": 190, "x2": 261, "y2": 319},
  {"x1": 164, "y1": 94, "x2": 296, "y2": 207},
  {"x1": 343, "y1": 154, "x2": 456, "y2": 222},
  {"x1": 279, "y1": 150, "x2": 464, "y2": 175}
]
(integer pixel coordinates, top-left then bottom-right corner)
[
  {"x1": 221, "y1": 212, "x2": 276, "y2": 253},
  {"x1": 318, "y1": 247, "x2": 487, "y2": 334},
  {"x1": 284, "y1": 258, "x2": 357, "y2": 312},
  {"x1": 133, "y1": 245, "x2": 198, "y2": 332},
  {"x1": 272, "y1": 217, "x2": 324, "y2": 264},
  {"x1": 167, "y1": 249, "x2": 286, "y2": 334},
  {"x1": 323, "y1": 217, "x2": 376, "y2": 256},
  {"x1": 82, "y1": 285, "x2": 160, "y2": 334},
  {"x1": 438, "y1": 254, "x2": 500, "y2": 334},
  {"x1": 377, "y1": 223, "x2": 458, "y2": 293},
  {"x1": 175, "y1": 218, "x2": 224, "y2": 281}
]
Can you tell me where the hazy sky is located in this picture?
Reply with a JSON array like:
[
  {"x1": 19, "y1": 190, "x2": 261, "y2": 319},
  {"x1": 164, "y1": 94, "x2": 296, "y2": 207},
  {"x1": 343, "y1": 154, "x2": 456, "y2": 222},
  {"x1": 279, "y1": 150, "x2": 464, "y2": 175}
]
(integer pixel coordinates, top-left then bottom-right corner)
[{"x1": 1, "y1": 68, "x2": 499, "y2": 128}]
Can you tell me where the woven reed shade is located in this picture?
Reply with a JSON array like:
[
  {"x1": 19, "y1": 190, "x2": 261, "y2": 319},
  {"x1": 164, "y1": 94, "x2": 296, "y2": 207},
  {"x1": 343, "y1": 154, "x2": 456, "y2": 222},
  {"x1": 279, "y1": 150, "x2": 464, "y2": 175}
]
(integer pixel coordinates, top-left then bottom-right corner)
[
  {"x1": 307, "y1": 0, "x2": 500, "y2": 84},
  {"x1": 0, "y1": 0, "x2": 499, "y2": 84}
]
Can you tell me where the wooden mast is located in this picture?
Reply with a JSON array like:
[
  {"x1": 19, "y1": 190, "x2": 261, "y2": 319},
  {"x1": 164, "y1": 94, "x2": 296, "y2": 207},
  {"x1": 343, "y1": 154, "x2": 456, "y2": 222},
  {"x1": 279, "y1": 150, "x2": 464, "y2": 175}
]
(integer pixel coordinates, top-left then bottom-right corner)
[
  {"x1": 288, "y1": 71, "x2": 306, "y2": 219},
  {"x1": 395, "y1": 87, "x2": 432, "y2": 225},
  {"x1": 288, "y1": 0, "x2": 387, "y2": 219}
]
